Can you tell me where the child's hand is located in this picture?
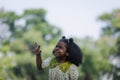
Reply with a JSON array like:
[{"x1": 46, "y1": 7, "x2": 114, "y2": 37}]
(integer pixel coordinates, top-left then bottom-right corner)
[{"x1": 32, "y1": 42, "x2": 41, "y2": 55}]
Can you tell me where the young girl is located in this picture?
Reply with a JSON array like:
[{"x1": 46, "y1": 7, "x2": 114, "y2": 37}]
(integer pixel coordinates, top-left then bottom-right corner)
[{"x1": 32, "y1": 36, "x2": 83, "y2": 80}]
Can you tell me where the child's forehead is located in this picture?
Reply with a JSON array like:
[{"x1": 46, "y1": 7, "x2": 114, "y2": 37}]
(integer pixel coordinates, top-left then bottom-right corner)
[
  {"x1": 55, "y1": 40, "x2": 69, "y2": 49},
  {"x1": 57, "y1": 41, "x2": 67, "y2": 46}
]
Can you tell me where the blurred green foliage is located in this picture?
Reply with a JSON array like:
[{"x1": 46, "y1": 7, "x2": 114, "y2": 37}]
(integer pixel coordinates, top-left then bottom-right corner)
[{"x1": 0, "y1": 8, "x2": 120, "y2": 80}]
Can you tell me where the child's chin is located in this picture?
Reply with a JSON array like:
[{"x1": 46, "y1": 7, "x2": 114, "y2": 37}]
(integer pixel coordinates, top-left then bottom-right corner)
[{"x1": 53, "y1": 53, "x2": 59, "y2": 57}]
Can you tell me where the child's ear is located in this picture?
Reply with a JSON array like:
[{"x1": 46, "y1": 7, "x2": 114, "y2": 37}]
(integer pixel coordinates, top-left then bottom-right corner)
[{"x1": 66, "y1": 53, "x2": 69, "y2": 56}]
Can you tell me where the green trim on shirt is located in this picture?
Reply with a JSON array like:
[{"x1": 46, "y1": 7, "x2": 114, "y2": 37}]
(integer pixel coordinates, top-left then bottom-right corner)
[{"x1": 49, "y1": 57, "x2": 72, "y2": 73}]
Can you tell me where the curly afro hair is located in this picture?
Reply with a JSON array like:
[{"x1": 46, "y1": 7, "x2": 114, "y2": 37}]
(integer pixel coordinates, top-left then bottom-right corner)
[{"x1": 59, "y1": 36, "x2": 83, "y2": 66}]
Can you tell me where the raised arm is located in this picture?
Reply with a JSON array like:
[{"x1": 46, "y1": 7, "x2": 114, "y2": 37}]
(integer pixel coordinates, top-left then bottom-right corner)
[{"x1": 32, "y1": 42, "x2": 43, "y2": 70}]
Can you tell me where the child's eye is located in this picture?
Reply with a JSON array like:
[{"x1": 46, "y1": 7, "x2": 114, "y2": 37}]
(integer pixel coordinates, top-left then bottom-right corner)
[
  {"x1": 58, "y1": 46, "x2": 62, "y2": 49},
  {"x1": 56, "y1": 45, "x2": 58, "y2": 47},
  {"x1": 56, "y1": 45, "x2": 62, "y2": 49},
  {"x1": 55, "y1": 45, "x2": 59, "y2": 48}
]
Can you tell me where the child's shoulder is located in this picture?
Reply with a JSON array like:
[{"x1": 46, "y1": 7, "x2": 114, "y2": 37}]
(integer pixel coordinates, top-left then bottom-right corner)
[
  {"x1": 69, "y1": 64, "x2": 78, "y2": 70},
  {"x1": 43, "y1": 57, "x2": 53, "y2": 63},
  {"x1": 42, "y1": 57, "x2": 53, "y2": 68}
]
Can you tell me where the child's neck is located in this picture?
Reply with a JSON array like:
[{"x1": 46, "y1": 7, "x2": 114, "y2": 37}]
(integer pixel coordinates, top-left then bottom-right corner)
[{"x1": 56, "y1": 56, "x2": 67, "y2": 63}]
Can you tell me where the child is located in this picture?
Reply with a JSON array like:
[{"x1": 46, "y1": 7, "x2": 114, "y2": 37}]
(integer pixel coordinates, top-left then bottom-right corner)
[{"x1": 32, "y1": 36, "x2": 83, "y2": 80}]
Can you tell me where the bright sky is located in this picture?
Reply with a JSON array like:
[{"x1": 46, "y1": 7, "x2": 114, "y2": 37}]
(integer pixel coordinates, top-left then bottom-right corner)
[{"x1": 0, "y1": 0, "x2": 120, "y2": 39}]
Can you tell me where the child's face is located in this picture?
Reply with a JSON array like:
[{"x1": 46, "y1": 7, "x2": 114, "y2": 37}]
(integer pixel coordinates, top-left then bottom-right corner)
[{"x1": 53, "y1": 41, "x2": 68, "y2": 57}]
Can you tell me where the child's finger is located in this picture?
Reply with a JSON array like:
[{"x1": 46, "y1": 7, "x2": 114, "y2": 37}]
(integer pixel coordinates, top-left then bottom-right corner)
[
  {"x1": 34, "y1": 42, "x2": 39, "y2": 49},
  {"x1": 38, "y1": 45, "x2": 40, "y2": 49},
  {"x1": 34, "y1": 42, "x2": 37, "y2": 47}
]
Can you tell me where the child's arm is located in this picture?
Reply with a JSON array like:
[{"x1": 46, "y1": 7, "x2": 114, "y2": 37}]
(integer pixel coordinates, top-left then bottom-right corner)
[
  {"x1": 36, "y1": 52, "x2": 43, "y2": 70},
  {"x1": 32, "y1": 42, "x2": 43, "y2": 70}
]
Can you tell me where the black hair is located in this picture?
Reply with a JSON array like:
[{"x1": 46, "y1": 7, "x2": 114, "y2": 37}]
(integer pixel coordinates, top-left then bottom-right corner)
[{"x1": 59, "y1": 36, "x2": 83, "y2": 66}]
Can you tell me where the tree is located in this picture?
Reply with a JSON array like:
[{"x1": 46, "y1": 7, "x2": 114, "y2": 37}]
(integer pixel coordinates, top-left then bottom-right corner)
[
  {"x1": 0, "y1": 8, "x2": 62, "y2": 80},
  {"x1": 98, "y1": 9, "x2": 120, "y2": 80},
  {"x1": 0, "y1": 10, "x2": 20, "y2": 33},
  {"x1": 22, "y1": 9, "x2": 62, "y2": 44},
  {"x1": 98, "y1": 9, "x2": 120, "y2": 36}
]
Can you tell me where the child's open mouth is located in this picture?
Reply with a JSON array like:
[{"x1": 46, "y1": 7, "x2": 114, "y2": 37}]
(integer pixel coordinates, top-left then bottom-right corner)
[{"x1": 53, "y1": 51, "x2": 60, "y2": 56}]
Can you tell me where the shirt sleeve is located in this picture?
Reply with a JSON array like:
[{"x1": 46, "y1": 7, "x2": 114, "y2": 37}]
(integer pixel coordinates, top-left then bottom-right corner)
[
  {"x1": 42, "y1": 57, "x2": 52, "y2": 69},
  {"x1": 69, "y1": 64, "x2": 79, "y2": 80}
]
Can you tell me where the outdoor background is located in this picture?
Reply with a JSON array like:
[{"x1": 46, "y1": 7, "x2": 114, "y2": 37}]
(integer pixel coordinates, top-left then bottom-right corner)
[{"x1": 0, "y1": 0, "x2": 120, "y2": 80}]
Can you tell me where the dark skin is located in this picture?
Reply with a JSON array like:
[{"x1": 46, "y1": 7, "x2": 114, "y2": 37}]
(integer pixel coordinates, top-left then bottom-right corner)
[
  {"x1": 32, "y1": 42, "x2": 43, "y2": 70},
  {"x1": 53, "y1": 41, "x2": 69, "y2": 63},
  {"x1": 32, "y1": 41, "x2": 69, "y2": 70}
]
